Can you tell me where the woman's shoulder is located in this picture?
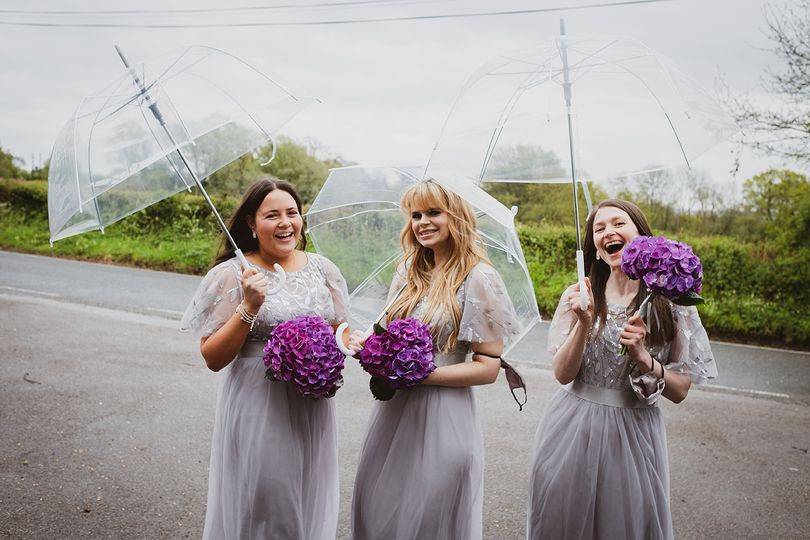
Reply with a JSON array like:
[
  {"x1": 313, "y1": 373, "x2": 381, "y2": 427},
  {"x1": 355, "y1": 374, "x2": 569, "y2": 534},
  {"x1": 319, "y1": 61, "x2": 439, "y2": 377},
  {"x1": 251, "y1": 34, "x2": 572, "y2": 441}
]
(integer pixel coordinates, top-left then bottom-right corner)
[
  {"x1": 468, "y1": 261, "x2": 500, "y2": 281},
  {"x1": 306, "y1": 252, "x2": 345, "y2": 280},
  {"x1": 204, "y1": 257, "x2": 241, "y2": 280}
]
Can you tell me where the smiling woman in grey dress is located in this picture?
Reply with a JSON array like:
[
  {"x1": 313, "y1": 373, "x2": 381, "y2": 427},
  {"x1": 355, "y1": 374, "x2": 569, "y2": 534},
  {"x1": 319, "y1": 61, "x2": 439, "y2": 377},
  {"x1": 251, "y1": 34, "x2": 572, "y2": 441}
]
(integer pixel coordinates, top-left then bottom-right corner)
[
  {"x1": 181, "y1": 179, "x2": 351, "y2": 540},
  {"x1": 350, "y1": 179, "x2": 521, "y2": 540},
  {"x1": 527, "y1": 199, "x2": 718, "y2": 540}
]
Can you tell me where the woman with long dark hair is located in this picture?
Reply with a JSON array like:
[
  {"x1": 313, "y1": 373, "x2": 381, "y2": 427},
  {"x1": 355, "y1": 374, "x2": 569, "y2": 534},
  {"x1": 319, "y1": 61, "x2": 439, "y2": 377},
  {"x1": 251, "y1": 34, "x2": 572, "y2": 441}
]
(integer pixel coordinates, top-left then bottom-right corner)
[
  {"x1": 526, "y1": 199, "x2": 717, "y2": 539},
  {"x1": 350, "y1": 179, "x2": 521, "y2": 539},
  {"x1": 181, "y1": 178, "x2": 353, "y2": 540}
]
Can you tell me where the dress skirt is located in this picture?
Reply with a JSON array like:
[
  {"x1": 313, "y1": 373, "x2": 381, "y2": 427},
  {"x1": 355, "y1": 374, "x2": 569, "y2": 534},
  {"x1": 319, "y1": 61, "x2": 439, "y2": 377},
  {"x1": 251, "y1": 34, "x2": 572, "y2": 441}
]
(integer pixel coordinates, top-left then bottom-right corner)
[
  {"x1": 352, "y1": 385, "x2": 485, "y2": 540},
  {"x1": 527, "y1": 382, "x2": 673, "y2": 540},
  {"x1": 203, "y1": 344, "x2": 339, "y2": 540}
]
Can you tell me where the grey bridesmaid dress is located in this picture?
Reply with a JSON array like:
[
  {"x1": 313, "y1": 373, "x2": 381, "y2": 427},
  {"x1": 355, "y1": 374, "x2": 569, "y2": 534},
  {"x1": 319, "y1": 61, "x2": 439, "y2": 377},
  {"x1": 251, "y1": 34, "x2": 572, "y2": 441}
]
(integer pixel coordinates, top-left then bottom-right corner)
[
  {"x1": 351, "y1": 262, "x2": 521, "y2": 540},
  {"x1": 527, "y1": 286, "x2": 718, "y2": 540},
  {"x1": 181, "y1": 253, "x2": 349, "y2": 540}
]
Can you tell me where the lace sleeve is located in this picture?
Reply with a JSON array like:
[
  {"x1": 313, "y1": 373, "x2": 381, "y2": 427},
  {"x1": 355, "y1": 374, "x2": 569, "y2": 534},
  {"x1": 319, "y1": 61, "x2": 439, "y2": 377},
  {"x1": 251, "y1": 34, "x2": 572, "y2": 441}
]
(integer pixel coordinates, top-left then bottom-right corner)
[
  {"x1": 457, "y1": 263, "x2": 521, "y2": 347},
  {"x1": 547, "y1": 285, "x2": 577, "y2": 354},
  {"x1": 180, "y1": 259, "x2": 243, "y2": 339},
  {"x1": 666, "y1": 305, "x2": 718, "y2": 384},
  {"x1": 316, "y1": 254, "x2": 350, "y2": 324}
]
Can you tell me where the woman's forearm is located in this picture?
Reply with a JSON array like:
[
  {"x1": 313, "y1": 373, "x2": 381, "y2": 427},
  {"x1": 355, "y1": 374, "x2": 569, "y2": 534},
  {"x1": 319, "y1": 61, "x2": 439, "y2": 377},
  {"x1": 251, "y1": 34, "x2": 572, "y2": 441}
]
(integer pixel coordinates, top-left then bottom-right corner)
[
  {"x1": 552, "y1": 321, "x2": 589, "y2": 384},
  {"x1": 422, "y1": 341, "x2": 503, "y2": 387},
  {"x1": 661, "y1": 368, "x2": 691, "y2": 403},
  {"x1": 422, "y1": 357, "x2": 501, "y2": 387},
  {"x1": 200, "y1": 312, "x2": 252, "y2": 372}
]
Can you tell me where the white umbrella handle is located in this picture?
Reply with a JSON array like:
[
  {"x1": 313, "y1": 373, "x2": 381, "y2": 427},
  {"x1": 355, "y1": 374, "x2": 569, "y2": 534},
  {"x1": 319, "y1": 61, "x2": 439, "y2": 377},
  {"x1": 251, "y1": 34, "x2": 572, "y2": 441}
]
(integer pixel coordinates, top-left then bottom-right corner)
[
  {"x1": 234, "y1": 248, "x2": 286, "y2": 295},
  {"x1": 266, "y1": 264, "x2": 286, "y2": 295},
  {"x1": 335, "y1": 322, "x2": 373, "y2": 357},
  {"x1": 576, "y1": 249, "x2": 589, "y2": 311}
]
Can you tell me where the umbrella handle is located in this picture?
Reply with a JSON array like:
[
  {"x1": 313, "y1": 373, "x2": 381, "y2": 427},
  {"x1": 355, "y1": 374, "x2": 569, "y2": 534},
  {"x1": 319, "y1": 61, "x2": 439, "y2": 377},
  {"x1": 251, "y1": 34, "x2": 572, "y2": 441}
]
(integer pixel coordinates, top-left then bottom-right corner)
[
  {"x1": 265, "y1": 264, "x2": 286, "y2": 295},
  {"x1": 234, "y1": 249, "x2": 287, "y2": 295},
  {"x1": 335, "y1": 322, "x2": 373, "y2": 357},
  {"x1": 576, "y1": 249, "x2": 589, "y2": 311}
]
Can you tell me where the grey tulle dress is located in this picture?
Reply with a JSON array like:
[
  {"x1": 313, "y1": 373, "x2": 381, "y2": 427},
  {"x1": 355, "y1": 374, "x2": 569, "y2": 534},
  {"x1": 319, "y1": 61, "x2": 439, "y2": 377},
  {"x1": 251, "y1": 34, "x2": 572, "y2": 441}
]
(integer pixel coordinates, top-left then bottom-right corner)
[
  {"x1": 527, "y1": 287, "x2": 718, "y2": 540},
  {"x1": 180, "y1": 253, "x2": 349, "y2": 540},
  {"x1": 351, "y1": 262, "x2": 521, "y2": 540}
]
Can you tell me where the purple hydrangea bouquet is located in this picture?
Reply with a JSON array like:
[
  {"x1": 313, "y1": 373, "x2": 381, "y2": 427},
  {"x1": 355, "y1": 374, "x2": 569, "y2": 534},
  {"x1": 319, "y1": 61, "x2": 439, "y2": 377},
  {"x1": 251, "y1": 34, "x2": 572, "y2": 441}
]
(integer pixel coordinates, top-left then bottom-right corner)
[
  {"x1": 358, "y1": 318, "x2": 436, "y2": 401},
  {"x1": 619, "y1": 235, "x2": 705, "y2": 353},
  {"x1": 262, "y1": 315, "x2": 345, "y2": 399}
]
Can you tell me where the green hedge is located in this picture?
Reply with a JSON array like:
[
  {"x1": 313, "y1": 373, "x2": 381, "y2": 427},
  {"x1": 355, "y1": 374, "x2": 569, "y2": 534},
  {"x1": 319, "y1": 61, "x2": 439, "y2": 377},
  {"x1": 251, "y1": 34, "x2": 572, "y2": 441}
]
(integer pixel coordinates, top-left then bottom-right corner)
[
  {"x1": 2, "y1": 179, "x2": 808, "y2": 348},
  {"x1": 517, "y1": 223, "x2": 809, "y2": 347}
]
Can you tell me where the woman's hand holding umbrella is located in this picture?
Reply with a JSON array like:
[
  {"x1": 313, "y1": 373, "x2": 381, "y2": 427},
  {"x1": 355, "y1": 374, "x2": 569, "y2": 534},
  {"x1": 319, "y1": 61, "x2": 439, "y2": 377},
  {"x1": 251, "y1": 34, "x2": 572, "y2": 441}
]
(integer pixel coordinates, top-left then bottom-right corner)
[
  {"x1": 566, "y1": 277, "x2": 595, "y2": 328},
  {"x1": 242, "y1": 267, "x2": 269, "y2": 313}
]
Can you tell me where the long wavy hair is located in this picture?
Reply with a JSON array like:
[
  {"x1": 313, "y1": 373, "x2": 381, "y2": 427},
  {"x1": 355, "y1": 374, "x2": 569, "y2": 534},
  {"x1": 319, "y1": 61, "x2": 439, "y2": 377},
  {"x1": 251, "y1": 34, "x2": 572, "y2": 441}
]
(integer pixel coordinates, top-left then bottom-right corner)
[
  {"x1": 583, "y1": 199, "x2": 674, "y2": 347},
  {"x1": 387, "y1": 179, "x2": 488, "y2": 352},
  {"x1": 213, "y1": 178, "x2": 307, "y2": 267}
]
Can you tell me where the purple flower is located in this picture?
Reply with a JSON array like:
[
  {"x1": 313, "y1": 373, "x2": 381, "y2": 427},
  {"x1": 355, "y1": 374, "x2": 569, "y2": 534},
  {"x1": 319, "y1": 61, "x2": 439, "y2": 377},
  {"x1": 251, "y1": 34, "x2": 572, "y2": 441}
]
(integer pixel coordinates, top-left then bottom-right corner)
[
  {"x1": 262, "y1": 315, "x2": 345, "y2": 399},
  {"x1": 620, "y1": 235, "x2": 704, "y2": 302},
  {"x1": 358, "y1": 318, "x2": 436, "y2": 391}
]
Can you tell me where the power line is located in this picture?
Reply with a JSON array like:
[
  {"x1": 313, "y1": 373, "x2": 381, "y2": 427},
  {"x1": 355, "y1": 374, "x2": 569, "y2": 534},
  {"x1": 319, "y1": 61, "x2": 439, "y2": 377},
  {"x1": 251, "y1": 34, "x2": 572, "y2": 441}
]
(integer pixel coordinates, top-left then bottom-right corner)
[
  {"x1": 0, "y1": 0, "x2": 672, "y2": 28},
  {"x1": 0, "y1": 0, "x2": 422, "y2": 16}
]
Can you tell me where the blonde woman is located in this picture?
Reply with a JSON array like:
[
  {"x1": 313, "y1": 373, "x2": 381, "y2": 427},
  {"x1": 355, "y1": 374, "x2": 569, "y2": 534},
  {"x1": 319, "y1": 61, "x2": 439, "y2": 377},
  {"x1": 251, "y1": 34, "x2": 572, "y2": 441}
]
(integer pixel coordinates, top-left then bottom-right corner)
[{"x1": 350, "y1": 179, "x2": 520, "y2": 540}]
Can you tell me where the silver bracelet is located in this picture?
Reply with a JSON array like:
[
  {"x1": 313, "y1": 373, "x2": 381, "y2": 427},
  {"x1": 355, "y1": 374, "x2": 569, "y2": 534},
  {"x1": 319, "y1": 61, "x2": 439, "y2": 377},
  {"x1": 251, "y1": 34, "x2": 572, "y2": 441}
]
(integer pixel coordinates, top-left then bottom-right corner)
[{"x1": 236, "y1": 301, "x2": 259, "y2": 331}]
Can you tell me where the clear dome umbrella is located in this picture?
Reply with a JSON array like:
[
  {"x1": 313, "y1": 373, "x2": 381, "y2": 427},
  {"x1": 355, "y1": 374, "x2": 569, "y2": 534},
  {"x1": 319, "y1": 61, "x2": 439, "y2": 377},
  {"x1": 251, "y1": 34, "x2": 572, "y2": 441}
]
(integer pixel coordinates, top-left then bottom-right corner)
[
  {"x1": 424, "y1": 20, "x2": 739, "y2": 310},
  {"x1": 47, "y1": 44, "x2": 314, "y2": 286},
  {"x1": 305, "y1": 165, "x2": 540, "y2": 358}
]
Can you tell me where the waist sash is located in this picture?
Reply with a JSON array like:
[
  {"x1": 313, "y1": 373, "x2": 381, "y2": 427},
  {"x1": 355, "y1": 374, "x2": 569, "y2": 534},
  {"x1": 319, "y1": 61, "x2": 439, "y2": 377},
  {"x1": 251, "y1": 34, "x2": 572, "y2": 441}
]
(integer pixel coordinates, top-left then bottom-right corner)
[{"x1": 565, "y1": 380, "x2": 653, "y2": 409}]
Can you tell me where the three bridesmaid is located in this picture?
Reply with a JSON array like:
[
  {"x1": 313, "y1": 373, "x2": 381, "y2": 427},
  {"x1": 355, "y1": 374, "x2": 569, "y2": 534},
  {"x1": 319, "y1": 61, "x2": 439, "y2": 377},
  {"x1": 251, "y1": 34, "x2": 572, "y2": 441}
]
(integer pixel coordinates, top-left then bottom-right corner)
[{"x1": 183, "y1": 176, "x2": 716, "y2": 539}]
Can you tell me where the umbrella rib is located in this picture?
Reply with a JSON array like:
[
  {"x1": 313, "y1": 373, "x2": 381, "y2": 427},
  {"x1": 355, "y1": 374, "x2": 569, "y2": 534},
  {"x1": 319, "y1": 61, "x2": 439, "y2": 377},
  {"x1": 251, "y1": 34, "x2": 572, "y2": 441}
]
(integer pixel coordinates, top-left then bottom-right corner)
[
  {"x1": 184, "y1": 71, "x2": 275, "y2": 141},
  {"x1": 582, "y1": 48, "x2": 692, "y2": 166},
  {"x1": 306, "y1": 206, "x2": 401, "y2": 232},
  {"x1": 350, "y1": 251, "x2": 403, "y2": 299},
  {"x1": 306, "y1": 200, "x2": 400, "y2": 217},
  {"x1": 478, "y1": 40, "x2": 621, "y2": 180}
]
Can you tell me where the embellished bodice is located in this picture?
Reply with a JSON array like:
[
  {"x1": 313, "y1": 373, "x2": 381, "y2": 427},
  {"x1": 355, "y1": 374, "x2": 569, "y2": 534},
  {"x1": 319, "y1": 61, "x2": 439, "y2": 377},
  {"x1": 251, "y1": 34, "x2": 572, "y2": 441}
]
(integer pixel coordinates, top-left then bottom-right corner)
[
  {"x1": 246, "y1": 261, "x2": 340, "y2": 341},
  {"x1": 412, "y1": 286, "x2": 470, "y2": 368},
  {"x1": 577, "y1": 304, "x2": 671, "y2": 391},
  {"x1": 180, "y1": 253, "x2": 349, "y2": 343},
  {"x1": 405, "y1": 263, "x2": 521, "y2": 368}
]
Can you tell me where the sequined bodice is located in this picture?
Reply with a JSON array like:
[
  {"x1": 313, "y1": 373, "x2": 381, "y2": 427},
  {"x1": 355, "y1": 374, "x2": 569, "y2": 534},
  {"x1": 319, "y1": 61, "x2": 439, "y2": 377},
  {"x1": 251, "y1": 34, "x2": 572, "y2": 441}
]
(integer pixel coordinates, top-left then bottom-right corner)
[
  {"x1": 577, "y1": 304, "x2": 670, "y2": 391},
  {"x1": 246, "y1": 259, "x2": 339, "y2": 342},
  {"x1": 412, "y1": 286, "x2": 469, "y2": 368}
]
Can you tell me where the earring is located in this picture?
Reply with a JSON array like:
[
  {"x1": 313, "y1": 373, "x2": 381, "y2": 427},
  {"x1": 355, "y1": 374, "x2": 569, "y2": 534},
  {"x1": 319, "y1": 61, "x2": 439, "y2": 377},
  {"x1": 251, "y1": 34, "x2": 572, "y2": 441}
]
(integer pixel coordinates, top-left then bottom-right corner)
[
  {"x1": 596, "y1": 252, "x2": 601, "y2": 261},
  {"x1": 251, "y1": 230, "x2": 257, "y2": 239}
]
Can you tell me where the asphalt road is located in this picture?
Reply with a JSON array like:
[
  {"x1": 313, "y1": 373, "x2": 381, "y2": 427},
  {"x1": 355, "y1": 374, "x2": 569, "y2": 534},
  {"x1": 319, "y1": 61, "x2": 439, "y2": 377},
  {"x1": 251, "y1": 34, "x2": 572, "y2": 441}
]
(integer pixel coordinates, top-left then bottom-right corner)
[
  {"x1": 0, "y1": 293, "x2": 808, "y2": 539},
  {"x1": 2, "y1": 250, "x2": 808, "y2": 401}
]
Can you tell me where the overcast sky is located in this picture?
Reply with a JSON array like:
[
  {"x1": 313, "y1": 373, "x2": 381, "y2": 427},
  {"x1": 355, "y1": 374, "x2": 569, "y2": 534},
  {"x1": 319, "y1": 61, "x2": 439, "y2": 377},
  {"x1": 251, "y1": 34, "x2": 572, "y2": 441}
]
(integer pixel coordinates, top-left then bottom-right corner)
[{"x1": 0, "y1": 0, "x2": 803, "y2": 193}]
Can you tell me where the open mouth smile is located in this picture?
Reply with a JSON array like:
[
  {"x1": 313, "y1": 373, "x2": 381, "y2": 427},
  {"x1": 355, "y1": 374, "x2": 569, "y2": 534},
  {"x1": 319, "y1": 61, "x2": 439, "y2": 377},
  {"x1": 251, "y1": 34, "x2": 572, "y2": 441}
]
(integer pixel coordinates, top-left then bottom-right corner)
[{"x1": 604, "y1": 240, "x2": 624, "y2": 255}]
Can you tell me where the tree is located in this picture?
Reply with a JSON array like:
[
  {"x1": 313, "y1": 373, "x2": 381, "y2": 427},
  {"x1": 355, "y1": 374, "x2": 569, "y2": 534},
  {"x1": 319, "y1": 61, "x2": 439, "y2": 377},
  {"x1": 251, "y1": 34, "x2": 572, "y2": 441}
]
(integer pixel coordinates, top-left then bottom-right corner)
[
  {"x1": 0, "y1": 146, "x2": 24, "y2": 178},
  {"x1": 205, "y1": 136, "x2": 336, "y2": 206},
  {"x1": 743, "y1": 168, "x2": 810, "y2": 246},
  {"x1": 728, "y1": 0, "x2": 810, "y2": 164}
]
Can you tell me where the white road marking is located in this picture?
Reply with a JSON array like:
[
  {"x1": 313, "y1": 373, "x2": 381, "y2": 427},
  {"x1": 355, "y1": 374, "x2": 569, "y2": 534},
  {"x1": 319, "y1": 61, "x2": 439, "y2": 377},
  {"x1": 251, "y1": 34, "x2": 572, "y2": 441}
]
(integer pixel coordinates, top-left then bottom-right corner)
[
  {"x1": 0, "y1": 285, "x2": 61, "y2": 298},
  {"x1": 698, "y1": 383, "x2": 791, "y2": 400}
]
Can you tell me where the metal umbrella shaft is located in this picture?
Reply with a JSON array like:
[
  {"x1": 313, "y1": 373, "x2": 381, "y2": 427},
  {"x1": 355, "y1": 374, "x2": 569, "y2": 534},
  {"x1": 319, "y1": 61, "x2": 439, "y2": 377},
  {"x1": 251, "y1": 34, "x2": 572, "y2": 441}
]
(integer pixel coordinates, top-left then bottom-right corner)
[
  {"x1": 114, "y1": 45, "x2": 250, "y2": 269},
  {"x1": 559, "y1": 20, "x2": 589, "y2": 310}
]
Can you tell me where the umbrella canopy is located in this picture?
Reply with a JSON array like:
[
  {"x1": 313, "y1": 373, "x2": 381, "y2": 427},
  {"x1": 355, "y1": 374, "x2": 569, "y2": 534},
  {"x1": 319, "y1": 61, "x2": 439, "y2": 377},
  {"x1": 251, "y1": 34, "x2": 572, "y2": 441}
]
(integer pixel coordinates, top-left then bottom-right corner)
[
  {"x1": 48, "y1": 45, "x2": 313, "y2": 244},
  {"x1": 306, "y1": 165, "x2": 540, "y2": 356},
  {"x1": 424, "y1": 28, "x2": 739, "y2": 310},
  {"x1": 425, "y1": 33, "x2": 738, "y2": 184}
]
